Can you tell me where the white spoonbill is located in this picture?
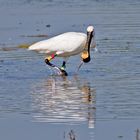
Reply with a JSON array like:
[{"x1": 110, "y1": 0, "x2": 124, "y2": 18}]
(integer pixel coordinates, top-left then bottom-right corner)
[{"x1": 28, "y1": 25, "x2": 96, "y2": 76}]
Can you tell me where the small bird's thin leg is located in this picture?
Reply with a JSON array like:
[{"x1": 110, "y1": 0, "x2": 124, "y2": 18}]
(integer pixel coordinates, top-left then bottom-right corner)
[{"x1": 45, "y1": 54, "x2": 68, "y2": 76}]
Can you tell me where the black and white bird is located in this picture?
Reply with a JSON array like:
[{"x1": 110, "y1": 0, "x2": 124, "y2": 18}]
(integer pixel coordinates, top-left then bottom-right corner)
[{"x1": 28, "y1": 25, "x2": 96, "y2": 76}]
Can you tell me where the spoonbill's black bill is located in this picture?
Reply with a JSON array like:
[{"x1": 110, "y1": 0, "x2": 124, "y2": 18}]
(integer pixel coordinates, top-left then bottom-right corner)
[{"x1": 28, "y1": 25, "x2": 96, "y2": 76}]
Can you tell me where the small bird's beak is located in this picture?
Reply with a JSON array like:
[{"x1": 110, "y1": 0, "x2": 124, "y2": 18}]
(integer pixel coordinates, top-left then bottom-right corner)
[{"x1": 81, "y1": 30, "x2": 94, "y2": 63}]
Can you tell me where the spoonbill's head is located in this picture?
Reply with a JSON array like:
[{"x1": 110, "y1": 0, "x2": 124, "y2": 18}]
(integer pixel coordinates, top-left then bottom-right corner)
[
  {"x1": 87, "y1": 26, "x2": 94, "y2": 33},
  {"x1": 81, "y1": 26, "x2": 95, "y2": 63}
]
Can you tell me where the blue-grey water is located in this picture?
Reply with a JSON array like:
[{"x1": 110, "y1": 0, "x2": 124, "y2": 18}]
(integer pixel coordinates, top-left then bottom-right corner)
[{"x1": 0, "y1": 0, "x2": 140, "y2": 140}]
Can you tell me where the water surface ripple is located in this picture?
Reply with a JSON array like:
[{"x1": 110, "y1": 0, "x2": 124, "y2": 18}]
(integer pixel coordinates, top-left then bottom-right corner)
[
  {"x1": 0, "y1": 0, "x2": 140, "y2": 140},
  {"x1": 31, "y1": 76, "x2": 96, "y2": 128}
]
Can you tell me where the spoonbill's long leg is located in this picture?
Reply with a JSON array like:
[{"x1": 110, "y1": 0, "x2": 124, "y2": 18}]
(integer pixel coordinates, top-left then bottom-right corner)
[
  {"x1": 45, "y1": 54, "x2": 68, "y2": 76},
  {"x1": 60, "y1": 61, "x2": 66, "y2": 70},
  {"x1": 77, "y1": 61, "x2": 84, "y2": 71},
  {"x1": 45, "y1": 54, "x2": 57, "y2": 67}
]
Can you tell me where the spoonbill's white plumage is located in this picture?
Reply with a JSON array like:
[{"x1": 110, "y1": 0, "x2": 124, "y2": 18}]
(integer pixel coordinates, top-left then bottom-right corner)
[
  {"x1": 28, "y1": 25, "x2": 96, "y2": 76},
  {"x1": 29, "y1": 32, "x2": 86, "y2": 56}
]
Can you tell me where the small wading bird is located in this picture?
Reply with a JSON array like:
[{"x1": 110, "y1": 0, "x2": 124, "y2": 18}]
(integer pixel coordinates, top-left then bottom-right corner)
[{"x1": 28, "y1": 25, "x2": 96, "y2": 76}]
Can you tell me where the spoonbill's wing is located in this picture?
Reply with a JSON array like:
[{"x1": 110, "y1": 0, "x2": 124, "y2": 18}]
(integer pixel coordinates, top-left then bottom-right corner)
[{"x1": 28, "y1": 32, "x2": 86, "y2": 56}]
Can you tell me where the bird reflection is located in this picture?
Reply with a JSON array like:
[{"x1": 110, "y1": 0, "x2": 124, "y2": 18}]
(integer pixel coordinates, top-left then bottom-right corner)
[{"x1": 31, "y1": 75, "x2": 96, "y2": 128}]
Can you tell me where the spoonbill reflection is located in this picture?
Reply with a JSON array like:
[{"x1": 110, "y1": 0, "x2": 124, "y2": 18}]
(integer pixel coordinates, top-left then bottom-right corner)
[
  {"x1": 28, "y1": 26, "x2": 96, "y2": 76},
  {"x1": 31, "y1": 76, "x2": 96, "y2": 128}
]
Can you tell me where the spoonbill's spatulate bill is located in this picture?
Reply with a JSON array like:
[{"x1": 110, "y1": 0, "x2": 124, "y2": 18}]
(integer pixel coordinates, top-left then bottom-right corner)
[{"x1": 28, "y1": 25, "x2": 96, "y2": 76}]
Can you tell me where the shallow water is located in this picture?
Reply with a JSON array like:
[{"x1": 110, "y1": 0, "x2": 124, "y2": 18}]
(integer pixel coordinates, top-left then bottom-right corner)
[{"x1": 0, "y1": 0, "x2": 140, "y2": 140}]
